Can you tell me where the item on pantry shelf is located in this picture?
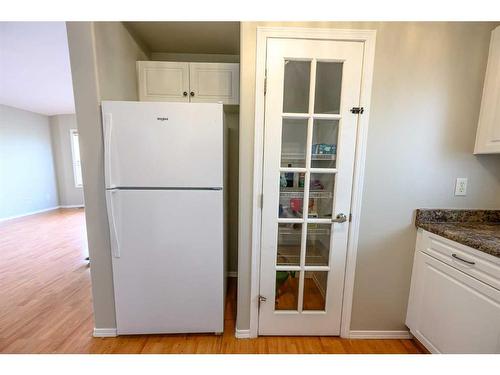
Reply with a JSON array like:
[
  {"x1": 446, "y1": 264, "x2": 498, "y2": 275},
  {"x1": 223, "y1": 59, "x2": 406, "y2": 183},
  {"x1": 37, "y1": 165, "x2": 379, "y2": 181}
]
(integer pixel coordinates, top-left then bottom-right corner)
[
  {"x1": 285, "y1": 163, "x2": 294, "y2": 187},
  {"x1": 298, "y1": 172, "x2": 305, "y2": 188},
  {"x1": 290, "y1": 198, "x2": 302, "y2": 213},
  {"x1": 280, "y1": 174, "x2": 287, "y2": 188},
  {"x1": 310, "y1": 179, "x2": 324, "y2": 190},
  {"x1": 312, "y1": 143, "x2": 337, "y2": 155}
]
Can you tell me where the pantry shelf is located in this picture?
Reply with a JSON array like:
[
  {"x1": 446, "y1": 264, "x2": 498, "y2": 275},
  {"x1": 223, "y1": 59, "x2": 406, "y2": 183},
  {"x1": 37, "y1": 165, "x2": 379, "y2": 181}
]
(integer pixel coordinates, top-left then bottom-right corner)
[
  {"x1": 276, "y1": 244, "x2": 330, "y2": 266},
  {"x1": 280, "y1": 189, "x2": 332, "y2": 199},
  {"x1": 281, "y1": 153, "x2": 336, "y2": 161},
  {"x1": 278, "y1": 227, "x2": 331, "y2": 236}
]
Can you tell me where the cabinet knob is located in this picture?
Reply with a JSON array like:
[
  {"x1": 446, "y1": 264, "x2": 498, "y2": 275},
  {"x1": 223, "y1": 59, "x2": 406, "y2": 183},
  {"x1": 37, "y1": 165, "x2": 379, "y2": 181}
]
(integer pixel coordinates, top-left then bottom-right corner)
[
  {"x1": 190, "y1": 91, "x2": 195, "y2": 97},
  {"x1": 183, "y1": 91, "x2": 188, "y2": 96}
]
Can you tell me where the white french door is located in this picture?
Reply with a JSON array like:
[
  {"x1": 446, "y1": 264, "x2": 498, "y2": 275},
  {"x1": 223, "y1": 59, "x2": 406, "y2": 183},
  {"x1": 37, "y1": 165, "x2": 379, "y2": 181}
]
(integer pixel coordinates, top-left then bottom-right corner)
[{"x1": 258, "y1": 38, "x2": 364, "y2": 335}]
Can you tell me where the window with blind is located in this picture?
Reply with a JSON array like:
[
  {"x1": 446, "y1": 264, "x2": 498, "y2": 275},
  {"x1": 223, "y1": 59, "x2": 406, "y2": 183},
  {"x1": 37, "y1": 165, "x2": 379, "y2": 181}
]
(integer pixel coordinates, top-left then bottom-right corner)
[{"x1": 70, "y1": 129, "x2": 83, "y2": 188}]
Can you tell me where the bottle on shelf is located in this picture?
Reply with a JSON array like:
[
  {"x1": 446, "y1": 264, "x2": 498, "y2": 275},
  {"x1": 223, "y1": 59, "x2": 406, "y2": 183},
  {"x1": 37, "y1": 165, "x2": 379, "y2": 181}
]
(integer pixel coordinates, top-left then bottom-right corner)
[
  {"x1": 298, "y1": 172, "x2": 305, "y2": 188},
  {"x1": 285, "y1": 163, "x2": 294, "y2": 188}
]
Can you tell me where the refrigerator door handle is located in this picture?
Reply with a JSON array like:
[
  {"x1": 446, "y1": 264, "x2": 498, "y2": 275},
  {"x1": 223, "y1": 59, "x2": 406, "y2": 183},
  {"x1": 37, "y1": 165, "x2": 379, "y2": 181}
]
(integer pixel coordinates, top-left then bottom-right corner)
[
  {"x1": 103, "y1": 113, "x2": 115, "y2": 188},
  {"x1": 107, "y1": 189, "x2": 121, "y2": 258}
]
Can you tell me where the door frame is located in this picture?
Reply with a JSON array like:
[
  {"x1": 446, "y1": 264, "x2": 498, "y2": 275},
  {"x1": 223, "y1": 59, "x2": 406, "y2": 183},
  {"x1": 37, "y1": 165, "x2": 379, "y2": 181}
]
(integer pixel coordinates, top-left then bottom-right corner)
[{"x1": 248, "y1": 27, "x2": 377, "y2": 338}]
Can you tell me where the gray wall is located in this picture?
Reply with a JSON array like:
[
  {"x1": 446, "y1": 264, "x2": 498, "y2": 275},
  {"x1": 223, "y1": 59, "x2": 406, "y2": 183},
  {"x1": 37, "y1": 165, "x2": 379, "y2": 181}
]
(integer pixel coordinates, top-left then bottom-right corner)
[
  {"x1": 66, "y1": 21, "x2": 149, "y2": 330},
  {"x1": 237, "y1": 22, "x2": 500, "y2": 332},
  {"x1": 49, "y1": 114, "x2": 85, "y2": 207},
  {"x1": 0, "y1": 104, "x2": 59, "y2": 220}
]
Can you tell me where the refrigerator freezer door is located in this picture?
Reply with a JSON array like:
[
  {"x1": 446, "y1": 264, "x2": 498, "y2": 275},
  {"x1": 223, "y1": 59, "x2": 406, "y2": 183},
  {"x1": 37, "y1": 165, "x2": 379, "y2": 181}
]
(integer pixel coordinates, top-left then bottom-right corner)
[
  {"x1": 102, "y1": 101, "x2": 223, "y2": 189},
  {"x1": 107, "y1": 188, "x2": 224, "y2": 334}
]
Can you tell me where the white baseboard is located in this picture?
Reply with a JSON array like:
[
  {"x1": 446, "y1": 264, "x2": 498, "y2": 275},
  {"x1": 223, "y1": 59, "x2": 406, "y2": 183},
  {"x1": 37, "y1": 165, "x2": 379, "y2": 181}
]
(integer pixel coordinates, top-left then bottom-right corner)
[
  {"x1": 349, "y1": 330, "x2": 412, "y2": 339},
  {"x1": 93, "y1": 328, "x2": 117, "y2": 337},
  {"x1": 226, "y1": 271, "x2": 238, "y2": 278},
  {"x1": 0, "y1": 205, "x2": 85, "y2": 222},
  {"x1": 235, "y1": 328, "x2": 251, "y2": 339},
  {"x1": 0, "y1": 206, "x2": 61, "y2": 222}
]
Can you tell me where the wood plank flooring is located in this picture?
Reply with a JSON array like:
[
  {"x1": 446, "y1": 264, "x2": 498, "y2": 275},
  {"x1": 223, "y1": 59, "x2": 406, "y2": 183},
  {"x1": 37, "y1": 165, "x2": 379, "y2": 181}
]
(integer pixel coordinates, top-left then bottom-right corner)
[{"x1": 0, "y1": 209, "x2": 425, "y2": 354}]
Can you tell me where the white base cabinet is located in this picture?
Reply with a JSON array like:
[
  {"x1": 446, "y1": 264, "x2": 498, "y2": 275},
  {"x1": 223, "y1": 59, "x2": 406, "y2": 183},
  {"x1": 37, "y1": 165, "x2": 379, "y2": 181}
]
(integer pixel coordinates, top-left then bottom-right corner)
[
  {"x1": 137, "y1": 61, "x2": 239, "y2": 105},
  {"x1": 406, "y1": 230, "x2": 500, "y2": 353}
]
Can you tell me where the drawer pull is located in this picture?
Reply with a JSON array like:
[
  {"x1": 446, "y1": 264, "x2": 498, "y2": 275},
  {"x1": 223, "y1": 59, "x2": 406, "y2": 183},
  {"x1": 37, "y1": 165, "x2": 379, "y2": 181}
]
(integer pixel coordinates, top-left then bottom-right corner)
[{"x1": 452, "y1": 253, "x2": 476, "y2": 265}]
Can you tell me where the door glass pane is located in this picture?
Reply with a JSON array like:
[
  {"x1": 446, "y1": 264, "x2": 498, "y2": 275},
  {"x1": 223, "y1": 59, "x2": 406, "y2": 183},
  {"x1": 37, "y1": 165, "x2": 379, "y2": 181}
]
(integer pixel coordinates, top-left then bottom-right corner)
[
  {"x1": 303, "y1": 271, "x2": 327, "y2": 311},
  {"x1": 314, "y1": 62, "x2": 343, "y2": 114},
  {"x1": 281, "y1": 118, "x2": 308, "y2": 168},
  {"x1": 305, "y1": 224, "x2": 331, "y2": 266},
  {"x1": 308, "y1": 173, "x2": 335, "y2": 219},
  {"x1": 279, "y1": 175, "x2": 305, "y2": 219},
  {"x1": 311, "y1": 119, "x2": 338, "y2": 169},
  {"x1": 277, "y1": 223, "x2": 302, "y2": 266},
  {"x1": 283, "y1": 60, "x2": 310, "y2": 113},
  {"x1": 275, "y1": 271, "x2": 299, "y2": 311}
]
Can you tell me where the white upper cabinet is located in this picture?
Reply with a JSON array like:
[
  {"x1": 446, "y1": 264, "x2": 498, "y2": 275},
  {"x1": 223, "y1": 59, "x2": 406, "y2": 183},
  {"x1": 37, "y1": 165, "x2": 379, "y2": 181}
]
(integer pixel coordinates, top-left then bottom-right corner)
[
  {"x1": 137, "y1": 61, "x2": 190, "y2": 102},
  {"x1": 137, "y1": 61, "x2": 239, "y2": 105},
  {"x1": 189, "y1": 63, "x2": 239, "y2": 104},
  {"x1": 474, "y1": 26, "x2": 500, "y2": 154}
]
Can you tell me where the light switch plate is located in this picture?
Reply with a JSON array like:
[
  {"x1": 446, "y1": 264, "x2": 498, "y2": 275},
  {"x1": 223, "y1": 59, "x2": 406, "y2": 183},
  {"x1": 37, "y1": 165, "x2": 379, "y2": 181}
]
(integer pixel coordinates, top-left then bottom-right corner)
[{"x1": 455, "y1": 178, "x2": 468, "y2": 196}]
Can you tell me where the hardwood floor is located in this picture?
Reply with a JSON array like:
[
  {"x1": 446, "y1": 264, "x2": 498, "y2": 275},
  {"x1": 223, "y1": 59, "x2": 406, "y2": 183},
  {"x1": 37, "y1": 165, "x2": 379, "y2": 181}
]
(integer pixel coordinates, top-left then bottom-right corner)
[{"x1": 0, "y1": 209, "x2": 425, "y2": 354}]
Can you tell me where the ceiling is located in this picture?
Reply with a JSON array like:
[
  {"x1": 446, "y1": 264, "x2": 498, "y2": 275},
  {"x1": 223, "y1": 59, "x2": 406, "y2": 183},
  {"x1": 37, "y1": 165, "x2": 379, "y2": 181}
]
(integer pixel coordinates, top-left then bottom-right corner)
[
  {"x1": 0, "y1": 22, "x2": 75, "y2": 116},
  {"x1": 125, "y1": 22, "x2": 240, "y2": 55}
]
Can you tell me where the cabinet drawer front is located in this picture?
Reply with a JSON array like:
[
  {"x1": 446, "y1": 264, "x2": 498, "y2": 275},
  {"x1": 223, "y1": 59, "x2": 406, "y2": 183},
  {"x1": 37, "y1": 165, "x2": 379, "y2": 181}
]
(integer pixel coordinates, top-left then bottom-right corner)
[
  {"x1": 420, "y1": 230, "x2": 500, "y2": 290},
  {"x1": 412, "y1": 251, "x2": 500, "y2": 353}
]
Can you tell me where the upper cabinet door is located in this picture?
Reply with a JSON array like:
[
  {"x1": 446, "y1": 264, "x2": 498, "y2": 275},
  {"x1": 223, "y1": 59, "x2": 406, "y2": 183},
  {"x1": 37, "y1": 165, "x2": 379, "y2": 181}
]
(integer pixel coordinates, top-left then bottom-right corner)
[
  {"x1": 137, "y1": 61, "x2": 190, "y2": 102},
  {"x1": 188, "y1": 63, "x2": 240, "y2": 105},
  {"x1": 474, "y1": 26, "x2": 500, "y2": 154}
]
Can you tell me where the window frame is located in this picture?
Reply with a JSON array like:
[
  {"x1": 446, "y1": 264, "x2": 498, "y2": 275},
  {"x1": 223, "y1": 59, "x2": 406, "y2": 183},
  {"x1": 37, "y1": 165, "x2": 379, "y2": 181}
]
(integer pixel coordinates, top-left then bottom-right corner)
[{"x1": 69, "y1": 128, "x2": 83, "y2": 188}]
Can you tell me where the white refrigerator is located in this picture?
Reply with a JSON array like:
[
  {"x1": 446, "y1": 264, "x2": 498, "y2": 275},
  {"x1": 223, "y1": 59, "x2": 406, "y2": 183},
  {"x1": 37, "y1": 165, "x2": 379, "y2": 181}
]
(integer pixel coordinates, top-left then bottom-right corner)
[{"x1": 102, "y1": 101, "x2": 225, "y2": 335}]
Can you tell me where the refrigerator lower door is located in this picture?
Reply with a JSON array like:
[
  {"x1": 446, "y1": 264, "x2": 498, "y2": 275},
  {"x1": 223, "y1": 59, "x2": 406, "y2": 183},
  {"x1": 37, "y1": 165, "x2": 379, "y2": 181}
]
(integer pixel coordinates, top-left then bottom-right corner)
[{"x1": 106, "y1": 189, "x2": 224, "y2": 334}]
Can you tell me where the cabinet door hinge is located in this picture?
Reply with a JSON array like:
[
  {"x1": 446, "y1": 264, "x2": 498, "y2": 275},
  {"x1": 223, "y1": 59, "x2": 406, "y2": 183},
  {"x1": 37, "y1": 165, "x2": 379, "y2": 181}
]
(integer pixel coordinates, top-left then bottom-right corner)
[
  {"x1": 349, "y1": 213, "x2": 353, "y2": 222},
  {"x1": 260, "y1": 193, "x2": 264, "y2": 209},
  {"x1": 350, "y1": 107, "x2": 364, "y2": 114},
  {"x1": 264, "y1": 76, "x2": 267, "y2": 95}
]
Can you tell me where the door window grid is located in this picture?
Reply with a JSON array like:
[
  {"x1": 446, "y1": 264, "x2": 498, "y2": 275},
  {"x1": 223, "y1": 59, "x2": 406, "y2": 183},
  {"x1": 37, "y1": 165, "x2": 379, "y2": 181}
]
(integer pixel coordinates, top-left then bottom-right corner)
[{"x1": 276, "y1": 58, "x2": 343, "y2": 313}]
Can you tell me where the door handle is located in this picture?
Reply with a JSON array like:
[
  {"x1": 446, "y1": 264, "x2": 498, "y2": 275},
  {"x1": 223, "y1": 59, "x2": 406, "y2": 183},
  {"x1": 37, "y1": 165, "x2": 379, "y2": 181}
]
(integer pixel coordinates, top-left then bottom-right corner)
[
  {"x1": 332, "y1": 213, "x2": 347, "y2": 223},
  {"x1": 190, "y1": 91, "x2": 195, "y2": 97},
  {"x1": 183, "y1": 91, "x2": 188, "y2": 96},
  {"x1": 108, "y1": 190, "x2": 120, "y2": 258},
  {"x1": 103, "y1": 113, "x2": 114, "y2": 188},
  {"x1": 451, "y1": 253, "x2": 475, "y2": 265}
]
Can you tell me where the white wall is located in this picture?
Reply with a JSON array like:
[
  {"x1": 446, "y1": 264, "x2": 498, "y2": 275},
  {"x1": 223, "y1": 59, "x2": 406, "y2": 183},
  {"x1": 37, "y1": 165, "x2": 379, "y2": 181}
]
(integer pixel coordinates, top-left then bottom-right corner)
[
  {"x1": 237, "y1": 22, "x2": 500, "y2": 332},
  {"x1": 0, "y1": 104, "x2": 59, "y2": 220},
  {"x1": 49, "y1": 114, "x2": 84, "y2": 207}
]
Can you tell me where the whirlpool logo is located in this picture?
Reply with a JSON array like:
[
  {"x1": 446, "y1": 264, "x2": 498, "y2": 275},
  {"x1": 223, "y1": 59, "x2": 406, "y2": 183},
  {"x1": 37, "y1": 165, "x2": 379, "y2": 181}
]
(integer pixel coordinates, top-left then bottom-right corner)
[{"x1": 156, "y1": 117, "x2": 169, "y2": 122}]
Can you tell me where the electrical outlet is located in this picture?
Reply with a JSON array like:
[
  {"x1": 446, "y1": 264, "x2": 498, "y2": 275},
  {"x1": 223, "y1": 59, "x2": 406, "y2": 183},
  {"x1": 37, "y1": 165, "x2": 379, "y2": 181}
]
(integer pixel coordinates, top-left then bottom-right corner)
[{"x1": 455, "y1": 178, "x2": 468, "y2": 196}]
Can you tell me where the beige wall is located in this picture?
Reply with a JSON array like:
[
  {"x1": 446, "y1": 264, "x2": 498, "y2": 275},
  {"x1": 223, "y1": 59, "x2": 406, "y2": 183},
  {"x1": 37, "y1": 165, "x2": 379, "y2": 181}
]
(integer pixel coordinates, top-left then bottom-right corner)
[
  {"x1": 237, "y1": 22, "x2": 500, "y2": 331},
  {"x1": 66, "y1": 22, "x2": 148, "y2": 329},
  {"x1": 49, "y1": 114, "x2": 85, "y2": 207}
]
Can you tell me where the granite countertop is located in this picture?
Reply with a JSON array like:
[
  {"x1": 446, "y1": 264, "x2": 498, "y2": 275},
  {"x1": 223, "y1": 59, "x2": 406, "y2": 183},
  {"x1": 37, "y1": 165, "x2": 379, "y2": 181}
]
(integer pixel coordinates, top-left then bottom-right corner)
[{"x1": 415, "y1": 209, "x2": 500, "y2": 258}]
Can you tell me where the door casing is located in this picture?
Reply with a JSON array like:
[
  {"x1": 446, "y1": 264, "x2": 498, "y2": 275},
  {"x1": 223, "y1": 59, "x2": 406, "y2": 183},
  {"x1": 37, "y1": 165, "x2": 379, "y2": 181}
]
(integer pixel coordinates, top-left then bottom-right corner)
[{"x1": 246, "y1": 27, "x2": 377, "y2": 339}]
